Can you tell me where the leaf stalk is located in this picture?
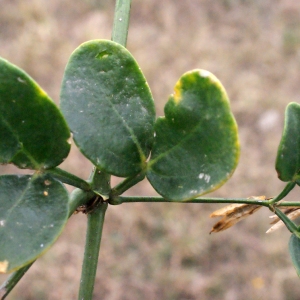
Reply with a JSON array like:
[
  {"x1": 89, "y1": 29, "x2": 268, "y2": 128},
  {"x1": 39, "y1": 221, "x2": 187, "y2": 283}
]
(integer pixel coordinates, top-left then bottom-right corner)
[
  {"x1": 110, "y1": 171, "x2": 145, "y2": 204},
  {"x1": 268, "y1": 181, "x2": 296, "y2": 205},
  {"x1": 46, "y1": 167, "x2": 91, "y2": 191},
  {"x1": 116, "y1": 196, "x2": 271, "y2": 206}
]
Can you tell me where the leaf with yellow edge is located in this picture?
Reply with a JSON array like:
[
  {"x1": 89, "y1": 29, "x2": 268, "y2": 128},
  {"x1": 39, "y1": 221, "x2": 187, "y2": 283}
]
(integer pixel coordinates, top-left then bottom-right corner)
[
  {"x1": 147, "y1": 70, "x2": 240, "y2": 201},
  {"x1": 0, "y1": 57, "x2": 71, "y2": 170}
]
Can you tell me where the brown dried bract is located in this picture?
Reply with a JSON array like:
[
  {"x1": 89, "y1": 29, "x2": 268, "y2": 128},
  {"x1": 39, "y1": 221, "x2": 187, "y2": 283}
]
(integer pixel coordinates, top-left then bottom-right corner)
[
  {"x1": 267, "y1": 207, "x2": 300, "y2": 233},
  {"x1": 209, "y1": 196, "x2": 266, "y2": 233}
]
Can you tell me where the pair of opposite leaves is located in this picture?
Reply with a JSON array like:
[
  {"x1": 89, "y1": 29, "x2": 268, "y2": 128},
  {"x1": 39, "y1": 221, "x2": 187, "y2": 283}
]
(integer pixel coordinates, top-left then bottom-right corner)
[
  {"x1": 0, "y1": 39, "x2": 240, "y2": 202},
  {"x1": 61, "y1": 40, "x2": 240, "y2": 200},
  {"x1": 63, "y1": 40, "x2": 300, "y2": 191}
]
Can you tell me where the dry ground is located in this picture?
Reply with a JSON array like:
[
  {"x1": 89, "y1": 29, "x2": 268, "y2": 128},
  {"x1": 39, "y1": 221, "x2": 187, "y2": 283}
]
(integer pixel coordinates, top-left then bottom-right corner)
[{"x1": 1, "y1": 0, "x2": 300, "y2": 299}]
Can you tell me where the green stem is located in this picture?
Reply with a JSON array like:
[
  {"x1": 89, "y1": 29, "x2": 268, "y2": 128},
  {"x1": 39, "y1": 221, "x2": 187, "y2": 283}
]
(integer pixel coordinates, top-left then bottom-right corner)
[
  {"x1": 277, "y1": 201, "x2": 300, "y2": 207},
  {"x1": 46, "y1": 168, "x2": 91, "y2": 192},
  {"x1": 68, "y1": 0, "x2": 133, "y2": 270},
  {"x1": 77, "y1": 169, "x2": 110, "y2": 299},
  {"x1": 76, "y1": 3, "x2": 133, "y2": 294},
  {"x1": 268, "y1": 181, "x2": 296, "y2": 204},
  {"x1": 110, "y1": 171, "x2": 145, "y2": 204},
  {"x1": 111, "y1": 0, "x2": 132, "y2": 46},
  {"x1": 78, "y1": 202, "x2": 108, "y2": 300},
  {"x1": 0, "y1": 262, "x2": 33, "y2": 299},
  {"x1": 116, "y1": 196, "x2": 270, "y2": 207},
  {"x1": 1, "y1": 0, "x2": 133, "y2": 297}
]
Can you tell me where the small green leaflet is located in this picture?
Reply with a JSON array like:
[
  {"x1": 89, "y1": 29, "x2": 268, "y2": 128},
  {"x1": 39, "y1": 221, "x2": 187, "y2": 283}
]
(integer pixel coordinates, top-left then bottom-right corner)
[
  {"x1": 0, "y1": 57, "x2": 71, "y2": 170},
  {"x1": 276, "y1": 102, "x2": 300, "y2": 182},
  {"x1": 60, "y1": 40, "x2": 155, "y2": 177},
  {"x1": 0, "y1": 173, "x2": 69, "y2": 273},
  {"x1": 289, "y1": 233, "x2": 300, "y2": 277}
]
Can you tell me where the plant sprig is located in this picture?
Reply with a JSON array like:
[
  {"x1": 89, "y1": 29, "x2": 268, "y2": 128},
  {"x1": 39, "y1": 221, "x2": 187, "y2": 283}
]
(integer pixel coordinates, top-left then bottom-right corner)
[{"x1": 2, "y1": 0, "x2": 300, "y2": 299}]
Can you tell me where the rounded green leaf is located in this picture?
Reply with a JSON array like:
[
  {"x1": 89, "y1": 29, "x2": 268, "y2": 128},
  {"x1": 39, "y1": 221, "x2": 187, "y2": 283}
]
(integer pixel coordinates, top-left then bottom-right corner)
[
  {"x1": 276, "y1": 102, "x2": 300, "y2": 182},
  {"x1": 0, "y1": 173, "x2": 69, "y2": 273},
  {"x1": 147, "y1": 70, "x2": 240, "y2": 201},
  {"x1": 289, "y1": 233, "x2": 300, "y2": 277},
  {"x1": 60, "y1": 40, "x2": 155, "y2": 177},
  {"x1": 0, "y1": 58, "x2": 71, "y2": 170}
]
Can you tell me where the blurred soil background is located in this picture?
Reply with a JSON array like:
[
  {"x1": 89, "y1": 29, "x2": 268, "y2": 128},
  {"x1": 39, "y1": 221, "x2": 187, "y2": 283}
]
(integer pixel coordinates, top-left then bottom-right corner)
[{"x1": 1, "y1": 0, "x2": 300, "y2": 299}]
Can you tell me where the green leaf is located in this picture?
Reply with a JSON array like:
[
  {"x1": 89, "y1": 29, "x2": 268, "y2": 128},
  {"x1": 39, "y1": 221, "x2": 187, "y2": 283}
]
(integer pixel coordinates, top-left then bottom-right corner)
[
  {"x1": 147, "y1": 70, "x2": 240, "y2": 201},
  {"x1": 60, "y1": 40, "x2": 155, "y2": 177},
  {"x1": 289, "y1": 233, "x2": 300, "y2": 277},
  {"x1": 0, "y1": 58, "x2": 71, "y2": 170},
  {"x1": 0, "y1": 173, "x2": 69, "y2": 273},
  {"x1": 276, "y1": 102, "x2": 300, "y2": 182}
]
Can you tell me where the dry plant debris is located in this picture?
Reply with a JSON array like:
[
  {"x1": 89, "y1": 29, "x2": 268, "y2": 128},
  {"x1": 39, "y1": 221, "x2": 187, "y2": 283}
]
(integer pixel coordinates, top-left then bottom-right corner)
[
  {"x1": 267, "y1": 207, "x2": 300, "y2": 233},
  {"x1": 209, "y1": 196, "x2": 267, "y2": 233}
]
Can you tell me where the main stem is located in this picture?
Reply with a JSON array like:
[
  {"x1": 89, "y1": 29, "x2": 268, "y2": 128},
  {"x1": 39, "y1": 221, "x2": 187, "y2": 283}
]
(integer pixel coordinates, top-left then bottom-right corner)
[
  {"x1": 111, "y1": 0, "x2": 132, "y2": 46},
  {"x1": 77, "y1": 2, "x2": 132, "y2": 299},
  {"x1": 78, "y1": 202, "x2": 108, "y2": 300}
]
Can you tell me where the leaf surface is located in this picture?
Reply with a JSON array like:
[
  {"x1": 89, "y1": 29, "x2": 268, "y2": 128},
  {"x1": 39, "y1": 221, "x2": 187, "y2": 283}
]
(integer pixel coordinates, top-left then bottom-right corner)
[
  {"x1": 0, "y1": 173, "x2": 69, "y2": 273},
  {"x1": 0, "y1": 58, "x2": 71, "y2": 169},
  {"x1": 147, "y1": 70, "x2": 240, "y2": 200},
  {"x1": 289, "y1": 233, "x2": 300, "y2": 277},
  {"x1": 276, "y1": 102, "x2": 300, "y2": 182},
  {"x1": 61, "y1": 40, "x2": 155, "y2": 177}
]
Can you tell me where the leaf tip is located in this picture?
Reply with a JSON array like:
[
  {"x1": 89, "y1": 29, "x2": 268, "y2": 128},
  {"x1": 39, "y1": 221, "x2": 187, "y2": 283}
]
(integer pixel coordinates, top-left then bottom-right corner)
[
  {"x1": 198, "y1": 69, "x2": 226, "y2": 95},
  {"x1": 173, "y1": 80, "x2": 182, "y2": 104},
  {"x1": 198, "y1": 69, "x2": 211, "y2": 78}
]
